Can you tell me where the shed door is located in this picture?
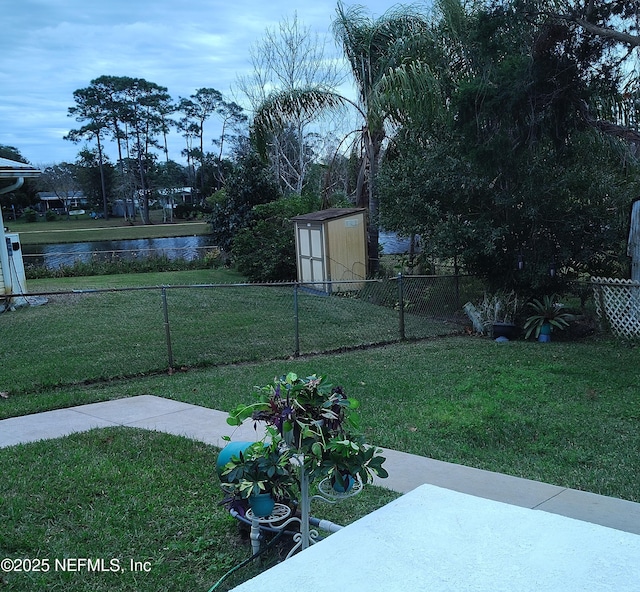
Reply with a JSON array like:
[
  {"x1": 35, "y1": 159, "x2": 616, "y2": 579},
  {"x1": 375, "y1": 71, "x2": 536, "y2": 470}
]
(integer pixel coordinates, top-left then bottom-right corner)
[{"x1": 297, "y1": 224, "x2": 325, "y2": 287}]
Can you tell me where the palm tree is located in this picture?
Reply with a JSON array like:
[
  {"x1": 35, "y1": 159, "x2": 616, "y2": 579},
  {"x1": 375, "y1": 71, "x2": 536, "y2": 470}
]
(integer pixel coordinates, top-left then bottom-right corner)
[{"x1": 253, "y1": 2, "x2": 434, "y2": 274}]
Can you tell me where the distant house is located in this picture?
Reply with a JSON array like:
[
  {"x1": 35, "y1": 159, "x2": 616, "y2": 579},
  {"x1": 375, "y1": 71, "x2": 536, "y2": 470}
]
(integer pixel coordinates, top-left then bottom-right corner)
[
  {"x1": 156, "y1": 187, "x2": 197, "y2": 205},
  {"x1": 37, "y1": 191, "x2": 88, "y2": 213}
]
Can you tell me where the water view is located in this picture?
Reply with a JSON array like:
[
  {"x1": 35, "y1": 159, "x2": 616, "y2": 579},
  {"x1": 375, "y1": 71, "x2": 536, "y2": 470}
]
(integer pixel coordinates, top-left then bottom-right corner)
[
  {"x1": 21, "y1": 232, "x2": 415, "y2": 270},
  {"x1": 21, "y1": 236, "x2": 218, "y2": 269}
]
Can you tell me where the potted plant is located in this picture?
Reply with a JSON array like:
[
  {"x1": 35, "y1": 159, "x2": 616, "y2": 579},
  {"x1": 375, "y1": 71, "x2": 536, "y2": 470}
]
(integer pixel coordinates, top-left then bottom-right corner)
[
  {"x1": 220, "y1": 435, "x2": 297, "y2": 517},
  {"x1": 523, "y1": 294, "x2": 574, "y2": 342},
  {"x1": 464, "y1": 290, "x2": 520, "y2": 339},
  {"x1": 226, "y1": 373, "x2": 387, "y2": 489},
  {"x1": 318, "y1": 435, "x2": 388, "y2": 493}
]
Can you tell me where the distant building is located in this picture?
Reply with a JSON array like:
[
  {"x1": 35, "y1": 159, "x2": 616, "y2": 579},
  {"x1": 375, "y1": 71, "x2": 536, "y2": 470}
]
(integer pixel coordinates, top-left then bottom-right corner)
[
  {"x1": 37, "y1": 191, "x2": 87, "y2": 213},
  {"x1": 156, "y1": 187, "x2": 197, "y2": 205},
  {"x1": 111, "y1": 199, "x2": 138, "y2": 218}
]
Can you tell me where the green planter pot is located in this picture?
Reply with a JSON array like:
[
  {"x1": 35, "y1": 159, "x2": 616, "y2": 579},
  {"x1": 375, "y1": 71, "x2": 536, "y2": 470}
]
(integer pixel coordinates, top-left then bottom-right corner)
[{"x1": 248, "y1": 493, "x2": 275, "y2": 518}]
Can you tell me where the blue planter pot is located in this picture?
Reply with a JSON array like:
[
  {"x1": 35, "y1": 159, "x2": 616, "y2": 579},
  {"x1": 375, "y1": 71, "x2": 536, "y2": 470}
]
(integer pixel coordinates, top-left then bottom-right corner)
[
  {"x1": 538, "y1": 323, "x2": 552, "y2": 342},
  {"x1": 248, "y1": 493, "x2": 275, "y2": 517},
  {"x1": 215, "y1": 442, "x2": 253, "y2": 477}
]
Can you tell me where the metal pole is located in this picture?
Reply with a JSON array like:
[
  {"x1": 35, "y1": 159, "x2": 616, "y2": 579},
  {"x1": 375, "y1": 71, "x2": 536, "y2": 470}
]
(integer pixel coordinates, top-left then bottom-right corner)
[
  {"x1": 293, "y1": 283, "x2": 300, "y2": 357},
  {"x1": 162, "y1": 287, "x2": 174, "y2": 370},
  {"x1": 299, "y1": 462, "x2": 310, "y2": 550},
  {"x1": 398, "y1": 273, "x2": 405, "y2": 340}
]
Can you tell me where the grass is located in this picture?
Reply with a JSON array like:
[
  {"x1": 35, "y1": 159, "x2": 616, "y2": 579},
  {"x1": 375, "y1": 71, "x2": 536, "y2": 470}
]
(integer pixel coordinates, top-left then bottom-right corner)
[
  {"x1": 26, "y1": 268, "x2": 245, "y2": 291},
  {"x1": 7, "y1": 212, "x2": 208, "y2": 245},
  {"x1": 2, "y1": 272, "x2": 452, "y2": 396},
  {"x1": 0, "y1": 427, "x2": 398, "y2": 591},
  {"x1": 2, "y1": 269, "x2": 639, "y2": 590},
  {"x1": 2, "y1": 333, "x2": 639, "y2": 502}
]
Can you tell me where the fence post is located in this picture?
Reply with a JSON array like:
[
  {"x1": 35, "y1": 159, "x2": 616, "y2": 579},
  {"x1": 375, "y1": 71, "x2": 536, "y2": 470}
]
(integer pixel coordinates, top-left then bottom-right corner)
[
  {"x1": 293, "y1": 283, "x2": 300, "y2": 357},
  {"x1": 398, "y1": 273, "x2": 406, "y2": 340},
  {"x1": 162, "y1": 287, "x2": 175, "y2": 370}
]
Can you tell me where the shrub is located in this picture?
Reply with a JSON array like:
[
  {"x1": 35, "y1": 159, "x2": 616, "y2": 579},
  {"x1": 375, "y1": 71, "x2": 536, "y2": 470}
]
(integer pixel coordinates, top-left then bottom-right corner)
[
  {"x1": 232, "y1": 194, "x2": 320, "y2": 282},
  {"x1": 23, "y1": 208, "x2": 37, "y2": 222},
  {"x1": 174, "y1": 203, "x2": 211, "y2": 220},
  {"x1": 25, "y1": 253, "x2": 220, "y2": 280}
]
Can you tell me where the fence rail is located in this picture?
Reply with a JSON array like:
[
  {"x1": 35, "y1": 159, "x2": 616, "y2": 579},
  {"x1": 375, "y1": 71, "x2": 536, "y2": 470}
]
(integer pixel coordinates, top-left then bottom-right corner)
[{"x1": 1, "y1": 275, "x2": 479, "y2": 395}]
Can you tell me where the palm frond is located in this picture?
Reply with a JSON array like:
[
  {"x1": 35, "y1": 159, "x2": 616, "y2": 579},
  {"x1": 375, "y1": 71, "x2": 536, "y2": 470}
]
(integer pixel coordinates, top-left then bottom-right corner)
[
  {"x1": 253, "y1": 87, "x2": 355, "y2": 158},
  {"x1": 376, "y1": 59, "x2": 445, "y2": 126}
]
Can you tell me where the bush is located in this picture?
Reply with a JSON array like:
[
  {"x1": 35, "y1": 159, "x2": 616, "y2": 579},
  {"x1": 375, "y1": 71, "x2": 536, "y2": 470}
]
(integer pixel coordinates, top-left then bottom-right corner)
[
  {"x1": 45, "y1": 210, "x2": 58, "y2": 221},
  {"x1": 23, "y1": 208, "x2": 37, "y2": 222},
  {"x1": 174, "y1": 203, "x2": 210, "y2": 220},
  {"x1": 208, "y1": 148, "x2": 281, "y2": 252},
  {"x1": 25, "y1": 252, "x2": 223, "y2": 280},
  {"x1": 232, "y1": 194, "x2": 320, "y2": 282}
]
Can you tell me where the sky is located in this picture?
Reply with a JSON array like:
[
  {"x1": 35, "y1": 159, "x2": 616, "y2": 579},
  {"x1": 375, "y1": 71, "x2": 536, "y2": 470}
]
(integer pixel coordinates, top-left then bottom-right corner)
[{"x1": 0, "y1": 0, "x2": 409, "y2": 167}]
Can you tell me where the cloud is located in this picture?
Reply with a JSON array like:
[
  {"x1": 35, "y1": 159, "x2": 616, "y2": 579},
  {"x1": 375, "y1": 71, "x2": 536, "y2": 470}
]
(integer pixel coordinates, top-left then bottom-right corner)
[{"x1": 0, "y1": 0, "x2": 400, "y2": 164}]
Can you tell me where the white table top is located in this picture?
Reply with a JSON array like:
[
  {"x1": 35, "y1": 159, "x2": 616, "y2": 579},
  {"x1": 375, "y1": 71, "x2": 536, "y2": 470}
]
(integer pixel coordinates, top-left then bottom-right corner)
[{"x1": 231, "y1": 483, "x2": 640, "y2": 592}]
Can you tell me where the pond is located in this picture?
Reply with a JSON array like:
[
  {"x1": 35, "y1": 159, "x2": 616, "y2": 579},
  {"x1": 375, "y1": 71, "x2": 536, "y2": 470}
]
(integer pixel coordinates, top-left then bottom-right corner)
[
  {"x1": 21, "y1": 235, "x2": 218, "y2": 269},
  {"x1": 21, "y1": 232, "x2": 416, "y2": 270}
]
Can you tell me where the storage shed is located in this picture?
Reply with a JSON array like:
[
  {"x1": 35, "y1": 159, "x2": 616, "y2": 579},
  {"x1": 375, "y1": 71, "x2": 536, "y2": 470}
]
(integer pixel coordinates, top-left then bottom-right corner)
[{"x1": 292, "y1": 208, "x2": 367, "y2": 293}]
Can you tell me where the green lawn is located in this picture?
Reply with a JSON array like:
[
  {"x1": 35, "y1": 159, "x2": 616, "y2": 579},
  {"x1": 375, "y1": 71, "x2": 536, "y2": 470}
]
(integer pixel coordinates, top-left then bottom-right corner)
[
  {"x1": 3, "y1": 270, "x2": 638, "y2": 504},
  {"x1": 3, "y1": 272, "x2": 452, "y2": 397},
  {"x1": 2, "y1": 269, "x2": 639, "y2": 591},
  {"x1": 0, "y1": 428, "x2": 398, "y2": 591},
  {"x1": 2, "y1": 332, "x2": 638, "y2": 502},
  {"x1": 7, "y1": 213, "x2": 208, "y2": 245}
]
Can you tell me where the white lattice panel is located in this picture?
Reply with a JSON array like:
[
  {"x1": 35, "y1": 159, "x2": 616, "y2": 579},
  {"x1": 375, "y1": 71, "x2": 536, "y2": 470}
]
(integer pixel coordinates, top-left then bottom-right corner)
[{"x1": 591, "y1": 277, "x2": 640, "y2": 339}]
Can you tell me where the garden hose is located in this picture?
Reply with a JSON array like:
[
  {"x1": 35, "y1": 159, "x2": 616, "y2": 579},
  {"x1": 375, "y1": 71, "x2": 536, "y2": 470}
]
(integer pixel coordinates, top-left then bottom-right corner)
[{"x1": 205, "y1": 527, "x2": 287, "y2": 592}]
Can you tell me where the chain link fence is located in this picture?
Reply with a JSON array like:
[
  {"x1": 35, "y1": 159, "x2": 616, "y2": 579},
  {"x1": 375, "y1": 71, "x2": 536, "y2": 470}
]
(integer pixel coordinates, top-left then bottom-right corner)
[{"x1": 1, "y1": 275, "x2": 481, "y2": 395}]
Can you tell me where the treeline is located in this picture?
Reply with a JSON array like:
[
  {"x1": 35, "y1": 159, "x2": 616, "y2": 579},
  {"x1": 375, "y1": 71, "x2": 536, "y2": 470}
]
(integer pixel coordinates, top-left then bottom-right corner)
[{"x1": 4, "y1": 0, "x2": 640, "y2": 293}]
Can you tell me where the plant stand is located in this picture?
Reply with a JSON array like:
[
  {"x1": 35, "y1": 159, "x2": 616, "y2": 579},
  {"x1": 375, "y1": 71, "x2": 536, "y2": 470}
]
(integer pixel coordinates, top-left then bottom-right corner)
[
  {"x1": 224, "y1": 456, "x2": 363, "y2": 559},
  {"x1": 273, "y1": 456, "x2": 362, "y2": 559},
  {"x1": 246, "y1": 503, "x2": 292, "y2": 557}
]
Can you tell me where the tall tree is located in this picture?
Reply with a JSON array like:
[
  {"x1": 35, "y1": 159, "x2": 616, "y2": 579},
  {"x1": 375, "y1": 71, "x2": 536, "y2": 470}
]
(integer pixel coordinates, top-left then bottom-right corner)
[
  {"x1": 378, "y1": 0, "x2": 640, "y2": 292},
  {"x1": 211, "y1": 99, "x2": 247, "y2": 186},
  {"x1": 253, "y1": 3, "x2": 432, "y2": 274},
  {"x1": 65, "y1": 85, "x2": 110, "y2": 218},
  {"x1": 178, "y1": 88, "x2": 247, "y2": 197},
  {"x1": 178, "y1": 88, "x2": 223, "y2": 196},
  {"x1": 238, "y1": 12, "x2": 344, "y2": 196},
  {"x1": 75, "y1": 148, "x2": 114, "y2": 213},
  {"x1": 118, "y1": 78, "x2": 171, "y2": 223}
]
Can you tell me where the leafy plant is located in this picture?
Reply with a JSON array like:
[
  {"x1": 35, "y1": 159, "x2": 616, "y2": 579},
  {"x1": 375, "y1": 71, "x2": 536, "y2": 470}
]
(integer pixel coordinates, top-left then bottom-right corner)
[
  {"x1": 220, "y1": 435, "x2": 297, "y2": 500},
  {"x1": 464, "y1": 290, "x2": 519, "y2": 334},
  {"x1": 523, "y1": 295, "x2": 574, "y2": 339},
  {"x1": 319, "y1": 436, "x2": 389, "y2": 490},
  {"x1": 226, "y1": 373, "x2": 387, "y2": 487},
  {"x1": 227, "y1": 373, "x2": 360, "y2": 449},
  {"x1": 232, "y1": 194, "x2": 319, "y2": 282}
]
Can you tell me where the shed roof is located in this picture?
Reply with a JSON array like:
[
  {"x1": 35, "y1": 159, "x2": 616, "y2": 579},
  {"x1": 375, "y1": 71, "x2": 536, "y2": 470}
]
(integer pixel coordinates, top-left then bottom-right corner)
[
  {"x1": 0, "y1": 157, "x2": 41, "y2": 179},
  {"x1": 291, "y1": 207, "x2": 366, "y2": 223}
]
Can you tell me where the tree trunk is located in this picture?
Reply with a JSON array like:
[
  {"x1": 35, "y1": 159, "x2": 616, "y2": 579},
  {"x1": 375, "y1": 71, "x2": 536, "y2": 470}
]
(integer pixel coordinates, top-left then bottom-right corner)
[
  {"x1": 96, "y1": 133, "x2": 109, "y2": 219},
  {"x1": 364, "y1": 131, "x2": 383, "y2": 276}
]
